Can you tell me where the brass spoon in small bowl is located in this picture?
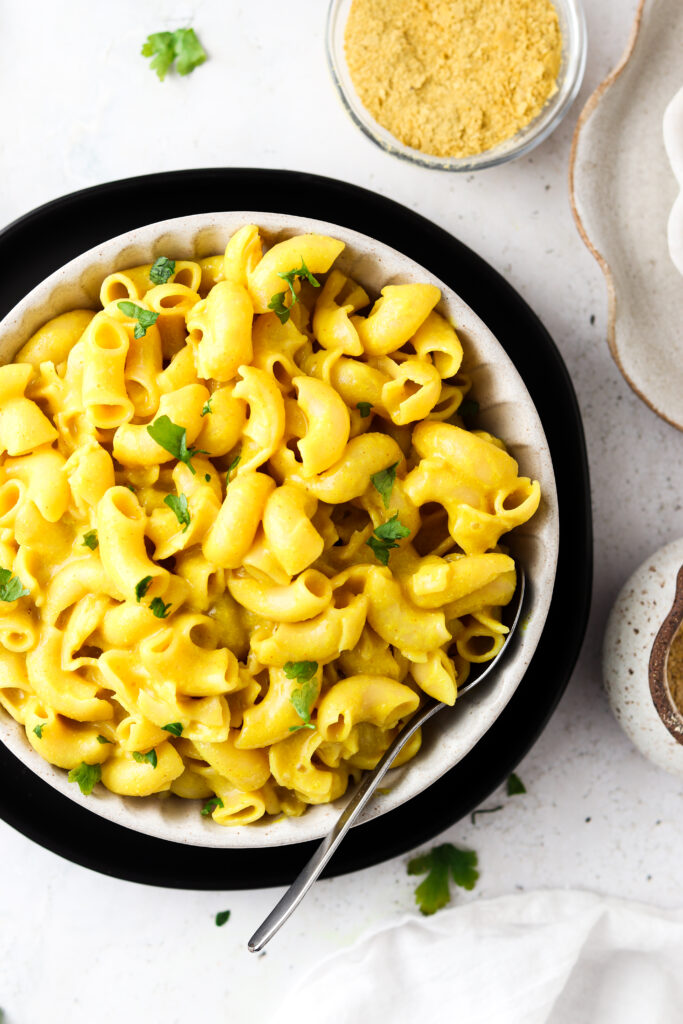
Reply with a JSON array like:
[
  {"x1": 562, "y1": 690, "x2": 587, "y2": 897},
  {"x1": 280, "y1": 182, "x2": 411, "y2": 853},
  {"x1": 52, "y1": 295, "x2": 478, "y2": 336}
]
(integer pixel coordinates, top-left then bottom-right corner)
[{"x1": 248, "y1": 566, "x2": 526, "y2": 952}]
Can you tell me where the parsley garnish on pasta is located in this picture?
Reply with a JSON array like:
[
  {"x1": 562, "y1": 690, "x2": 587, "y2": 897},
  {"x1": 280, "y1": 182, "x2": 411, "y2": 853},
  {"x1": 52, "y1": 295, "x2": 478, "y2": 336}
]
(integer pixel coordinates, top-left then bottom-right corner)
[
  {"x1": 68, "y1": 762, "x2": 102, "y2": 796},
  {"x1": 133, "y1": 749, "x2": 158, "y2": 768},
  {"x1": 162, "y1": 723, "x2": 183, "y2": 737},
  {"x1": 141, "y1": 28, "x2": 207, "y2": 81},
  {"x1": 116, "y1": 301, "x2": 159, "y2": 339},
  {"x1": 146, "y1": 415, "x2": 206, "y2": 474},
  {"x1": 201, "y1": 796, "x2": 224, "y2": 817},
  {"x1": 201, "y1": 396, "x2": 213, "y2": 416},
  {"x1": 356, "y1": 402, "x2": 373, "y2": 417},
  {"x1": 371, "y1": 462, "x2": 398, "y2": 509},
  {"x1": 225, "y1": 453, "x2": 241, "y2": 484},
  {"x1": 96, "y1": 735, "x2": 112, "y2": 745},
  {"x1": 164, "y1": 493, "x2": 191, "y2": 532},
  {"x1": 407, "y1": 843, "x2": 479, "y2": 915},
  {"x1": 149, "y1": 597, "x2": 172, "y2": 619},
  {"x1": 268, "y1": 259, "x2": 320, "y2": 324},
  {"x1": 285, "y1": 661, "x2": 319, "y2": 731},
  {"x1": 82, "y1": 530, "x2": 98, "y2": 550},
  {"x1": 33, "y1": 723, "x2": 45, "y2": 739},
  {"x1": 366, "y1": 514, "x2": 410, "y2": 565},
  {"x1": 135, "y1": 576, "x2": 153, "y2": 603},
  {"x1": 0, "y1": 569, "x2": 29, "y2": 603},
  {"x1": 149, "y1": 256, "x2": 176, "y2": 284}
]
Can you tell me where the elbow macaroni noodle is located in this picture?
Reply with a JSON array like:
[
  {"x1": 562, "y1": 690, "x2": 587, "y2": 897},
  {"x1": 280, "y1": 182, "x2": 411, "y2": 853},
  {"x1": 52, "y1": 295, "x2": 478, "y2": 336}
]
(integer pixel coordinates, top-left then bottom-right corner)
[{"x1": 0, "y1": 227, "x2": 540, "y2": 825}]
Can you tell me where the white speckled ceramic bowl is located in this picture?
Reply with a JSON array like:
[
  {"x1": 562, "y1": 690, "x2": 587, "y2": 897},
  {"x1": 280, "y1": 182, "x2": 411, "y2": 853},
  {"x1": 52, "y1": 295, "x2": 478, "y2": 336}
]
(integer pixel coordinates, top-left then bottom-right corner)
[
  {"x1": 0, "y1": 212, "x2": 559, "y2": 847},
  {"x1": 604, "y1": 538, "x2": 683, "y2": 775}
]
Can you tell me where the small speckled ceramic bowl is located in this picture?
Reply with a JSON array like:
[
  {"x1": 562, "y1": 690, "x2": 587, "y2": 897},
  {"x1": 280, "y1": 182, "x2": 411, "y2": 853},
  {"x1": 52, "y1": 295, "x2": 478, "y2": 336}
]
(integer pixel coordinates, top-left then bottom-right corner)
[
  {"x1": 604, "y1": 538, "x2": 683, "y2": 774},
  {"x1": 0, "y1": 212, "x2": 558, "y2": 848}
]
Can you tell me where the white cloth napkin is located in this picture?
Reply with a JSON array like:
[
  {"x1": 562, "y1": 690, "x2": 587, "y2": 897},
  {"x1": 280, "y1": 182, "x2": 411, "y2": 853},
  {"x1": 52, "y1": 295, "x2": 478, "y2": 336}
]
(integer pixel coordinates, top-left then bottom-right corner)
[
  {"x1": 664, "y1": 84, "x2": 683, "y2": 276},
  {"x1": 273, "y1": 890, "x2": 683, "y2": 1024}
]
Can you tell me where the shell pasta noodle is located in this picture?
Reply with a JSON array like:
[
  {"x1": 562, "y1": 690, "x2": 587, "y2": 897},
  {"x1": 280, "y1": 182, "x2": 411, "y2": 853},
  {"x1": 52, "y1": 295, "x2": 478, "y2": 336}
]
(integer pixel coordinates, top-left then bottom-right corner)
[{"x1": 0, "y1": 231, "x2": 541, "y2": 827}]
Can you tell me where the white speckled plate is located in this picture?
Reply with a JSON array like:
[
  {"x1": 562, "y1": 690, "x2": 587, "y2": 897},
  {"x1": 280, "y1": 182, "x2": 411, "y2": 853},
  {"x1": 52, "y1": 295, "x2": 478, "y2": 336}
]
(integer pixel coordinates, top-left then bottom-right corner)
[
  {"x1": 0, "y1": 212, "x2": 558, "y2": 848},
  {"x1": 570, "y1": 0, "x2": 683, "y2": 430}
]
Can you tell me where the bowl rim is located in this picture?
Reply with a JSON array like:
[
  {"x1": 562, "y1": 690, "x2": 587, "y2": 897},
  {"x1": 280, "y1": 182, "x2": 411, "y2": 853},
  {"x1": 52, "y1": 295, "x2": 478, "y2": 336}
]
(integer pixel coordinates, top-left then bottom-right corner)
[
  {"x1": 325, "y1": 0, "x2": 587, "y2": 172},
  {"x1": 0, "y1": 210, "x2": 559, "y2": 848}
]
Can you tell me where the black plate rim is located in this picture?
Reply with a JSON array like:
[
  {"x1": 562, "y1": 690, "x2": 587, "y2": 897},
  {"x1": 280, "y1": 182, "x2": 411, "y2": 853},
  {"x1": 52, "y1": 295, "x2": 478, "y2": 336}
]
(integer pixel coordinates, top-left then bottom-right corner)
[{"x1": 0, "y1": 168, "x2": 592, "y2": 888}]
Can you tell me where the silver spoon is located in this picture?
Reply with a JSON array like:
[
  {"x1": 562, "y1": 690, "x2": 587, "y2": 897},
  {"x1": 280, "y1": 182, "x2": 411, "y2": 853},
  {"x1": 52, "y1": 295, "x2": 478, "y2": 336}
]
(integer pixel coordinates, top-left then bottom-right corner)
[{"x1": 248, "y1": 565, "x2": 526, "y2": 952}]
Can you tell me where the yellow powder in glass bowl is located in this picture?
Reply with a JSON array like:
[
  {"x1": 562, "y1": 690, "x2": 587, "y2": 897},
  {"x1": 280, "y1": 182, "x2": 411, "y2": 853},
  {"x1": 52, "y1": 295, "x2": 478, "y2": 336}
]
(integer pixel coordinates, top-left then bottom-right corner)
[{"x1": 344, "y1": 0, "x2": 562, "y2": 159}]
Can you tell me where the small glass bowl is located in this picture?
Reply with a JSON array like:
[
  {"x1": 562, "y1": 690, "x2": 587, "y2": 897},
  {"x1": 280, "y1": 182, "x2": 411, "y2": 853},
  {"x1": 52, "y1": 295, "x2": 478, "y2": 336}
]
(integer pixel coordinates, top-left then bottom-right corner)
[{"x1": 326, "y1": 0, "x2": 587, "y2": 172}]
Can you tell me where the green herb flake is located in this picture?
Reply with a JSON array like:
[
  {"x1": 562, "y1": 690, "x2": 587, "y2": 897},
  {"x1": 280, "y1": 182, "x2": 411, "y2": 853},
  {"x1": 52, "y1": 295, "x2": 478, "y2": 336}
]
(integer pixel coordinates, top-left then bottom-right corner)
[
  {"x1": 146, "y1": 414, "x2": 206, "y2": 474},
  {"x1": 68, "y1": 762, "x2": 102, "y2": 796},
  {"x1": 407, "y1": 843, "x2": 479, "y2": 915},
  {"x1": 135, "y1": 575, "x2": 153, "y2": 603},
  {"x1": 33, "y1": 723, "x2": 45, "y2": 739},
  {"x1": 204, "y1": 473, "x2": 211, "y2": 483},
  {"x1": 371, "y1": 462, "x2": 398, "y2": 510},
  {"x1": 0, "y1": 568, "x2": 29, "y2": 603},
  {"x1": 285, "y1": 662, "x2": 318, "y2": 731},
  {"x1": 507, "y1": 772, "x2": 526, "y2": 796},
  {"x1": 201, "y1": 396, "x2": 213, "y2": 417},
  {"x1": 366, "y1": 513, "x2": 410, "y2": 566},
  {"x1": 116, "y1": 300, "x2": 159, "y2": 339},
  {"x1": 132, "y1": 749, "x2": 158, "y2": 768},
  {"x1": 225, "y1": 453, "x2": 241, "y2": 485},
  {"x1": 268, "y1": 259, "x2": 320, "y2": 325},
  {"x1": 356, "y1": 402, "x2": 373, "y2": 417},
  {"x1": 82, "y1": 530, "x2": 99, "y2": 550},
  {"x1": 162, "y1": 722, "x2": 183, "y2": 737},
  {"x1": 458, "y1": 398, "x2": 479, "y2": 420},
  {"x1": 149, "y1": 597, "x2": 172, "y2": 619},
  {"x1": 96, "y1": 735, "x2": 112, "y2": 744},
  {"x1": 142, "y1": 28, "x2": 207, "y2": 81},
  {"x1": 149, "y1": 256, "x2": 176, "y2": 285},
  {"x1": 164, "y1": 493, "x2": 191, "y2": 532},
  {"x1": 471, "y1": 805, "x2": 503, "y2": 824},
  {"x1": 201, "y1": 796, "x2": 224, "y2": 817},
  {"x1": 215, "y1": 910, "x2": 231, "y2": 927}
]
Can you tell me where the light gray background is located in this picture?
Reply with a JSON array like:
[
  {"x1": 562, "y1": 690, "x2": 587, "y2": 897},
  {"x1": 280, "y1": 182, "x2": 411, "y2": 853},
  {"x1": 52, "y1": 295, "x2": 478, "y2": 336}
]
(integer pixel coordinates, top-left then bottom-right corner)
[{"x1": 1, "y1": 2, "x2": 678, "y2": 1022}]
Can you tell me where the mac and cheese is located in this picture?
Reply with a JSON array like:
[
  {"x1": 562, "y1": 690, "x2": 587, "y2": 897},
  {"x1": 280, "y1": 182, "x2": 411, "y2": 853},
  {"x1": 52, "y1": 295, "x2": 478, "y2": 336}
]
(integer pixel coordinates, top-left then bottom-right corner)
[{"x1": 0, "y1": 228, "x2": 540, "y2": 825}]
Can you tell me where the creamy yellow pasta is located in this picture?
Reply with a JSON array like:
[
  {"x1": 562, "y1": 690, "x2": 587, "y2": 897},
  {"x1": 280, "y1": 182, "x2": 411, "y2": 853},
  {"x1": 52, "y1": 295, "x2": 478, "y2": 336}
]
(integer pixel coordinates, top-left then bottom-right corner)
[{"x1": 0, "y1": 228, "x2": 540, "y2": 825}]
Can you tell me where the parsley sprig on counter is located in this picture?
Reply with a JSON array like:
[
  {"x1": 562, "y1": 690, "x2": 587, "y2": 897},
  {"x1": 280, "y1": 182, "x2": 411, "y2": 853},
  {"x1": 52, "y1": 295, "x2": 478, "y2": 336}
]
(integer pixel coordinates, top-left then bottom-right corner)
[
  {"x1": 408, "y1": 843, "x2": 479, "y2": 915},
  {"x1": 366, "y1": 513, "x2": 410, "y2": 566},
  {"x1": 507, "y1": 772, "x2": 526, "y2": 795},
  {"x1": 268, "y1": 259, "x2": 320, "y2": 324},
  {"x1": 116, "y1": 301, "x2": 159, "y2": 339},
  {"x1": 142, "y1": 28, "x2": 207, "y2": 81},
  {"x1": 285, "y1": 661, "x2": 318, "y2": 731},
  {"x1": 146, "y1": 415, "x2": 206, "y2": 475}
]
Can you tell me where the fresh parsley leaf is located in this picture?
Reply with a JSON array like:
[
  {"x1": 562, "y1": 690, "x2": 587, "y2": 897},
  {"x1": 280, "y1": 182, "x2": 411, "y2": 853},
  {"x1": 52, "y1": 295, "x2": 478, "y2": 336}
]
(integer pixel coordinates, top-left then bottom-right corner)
[
  {"x1": 0, "y1": 568, "x2": 29, "y2": 602},
  {"x1": 366, "y1": 513, "x2": 410, "y2": 566},
  {"x1": 135, "y1": 576, "x2": 153, "y2": 603},
  {"x1": 132, "y1": 749, "x2": 158, "y2": 768},
  {"x1": 267, "y1": 290, "x2": 290, "y2": 324},
  {"x1": 283, "y1": 661, "x2": 318, "y2": 682},
  {"x1": 96, "y1": 735, "x2": 112, "y2": 744},
  {"x1": 471, "y1": 805, "x2": 503, "y2": 824},
  {"x1": 164, "y1": 493, "x2": 191, "y2": 532},
  {"x1": 371, "y1": 462, "x2": 398, "y2": 510},
  {"x1": 146, "y1": 414, "x2": 206, "y2": 474},
  {"x1": 215, "y1": 910, "x2": 231, "y2": 927},
  {"x1": 82, "y1": 530, "x2": 98, "y2": 550},
  {"x1": 407, "y1": 843, "x2": 479, "y2": 915},
  {"x1": 226, "y1": 453, "x2": 240, "y2": 484},
  {"x1": 33, "y1": 723, "x2": 45, "y2": 739},
  {"x1": 142, "y1": 28, "x2": 207, "y2": 81},
  {"x1": 68, "y1": 762, "x2": 101, "y2": 796},
  {"x1": 268, "y1": 259, "x2": 320, "y2": 324},
  {"x1": 149, "y1": 256, "x2": 176, "y2": 285},
  {"x1": 149, "y1": 597, "x2": 172, "y2": 619},
  {"x1": 356, "y1": 402, "x2": 373, "y2": 417},
  {"x1": 285, "y1": 662, "x2": 318, "y2": 731},
  {"x1": 162, "y1": 722, "x2": 183, "y2": 737},
  {"x1": 201, "y1": 796, "x2": 224, "y2": 817},
  {"x1": 201, "y1": 396, "x2": 213, "y2": 416},
  {"x1": 204, "y1": 473, "x2": 211, "y2": 483},
  {"x1": 116, "y1": 300, "x2": 159, "y2": 339},
  {"x1": 458, "y1": 398, "x2": 479, "y2": 419},
  {"x1": 507, "y1": 772, "x2": 526, "y2": 795}
]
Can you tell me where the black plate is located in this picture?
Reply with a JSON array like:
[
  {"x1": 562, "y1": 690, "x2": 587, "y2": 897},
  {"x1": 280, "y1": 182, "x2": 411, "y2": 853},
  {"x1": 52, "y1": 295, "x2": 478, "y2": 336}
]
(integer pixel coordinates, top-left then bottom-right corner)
[{"x1": 0, "y1": 169, "x2": 592, "y2": 888}]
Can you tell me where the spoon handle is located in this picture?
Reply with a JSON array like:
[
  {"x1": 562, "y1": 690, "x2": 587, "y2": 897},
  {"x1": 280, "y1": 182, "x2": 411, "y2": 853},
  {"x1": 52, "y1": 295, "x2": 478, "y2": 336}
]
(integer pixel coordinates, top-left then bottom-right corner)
[{"x1": 247, "y1": 697, "x2": 443, "y2": 953}]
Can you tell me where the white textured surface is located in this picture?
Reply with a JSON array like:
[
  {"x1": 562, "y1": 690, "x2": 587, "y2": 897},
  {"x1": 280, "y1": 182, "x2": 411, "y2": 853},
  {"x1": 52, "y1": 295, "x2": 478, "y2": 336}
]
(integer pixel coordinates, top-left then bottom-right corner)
[
  {"x1": 2, "y1": 2, "x2": 682, "y2": 1023},
  {"x1": 664, "y1": 85, "x2": 683, "y2": 275}
]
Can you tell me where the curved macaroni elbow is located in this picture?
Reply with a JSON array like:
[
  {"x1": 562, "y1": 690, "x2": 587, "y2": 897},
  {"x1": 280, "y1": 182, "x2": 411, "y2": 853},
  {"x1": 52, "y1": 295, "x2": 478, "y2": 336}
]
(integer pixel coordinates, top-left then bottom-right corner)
[
  {"x1": 228, "y1": 568, "x2": 332, "y2": 623},
  {"x1": 316, "y1": 675, "x2": 419, "y2": 742},
  {"x1": 292, "y1": 375, "x2": 350, "y2": 477},
  {"x1": 113, "y1": 383, "x2": 208, "y2": 467},
  {"x1": 251, "y1": 591, "x2": 368, "y2": 666},
  {"x1": 97, "y1": 486, "x2": 170, "y2": 603},
  {"x1": 247, "y1": 233, "x2": 345, "y2": 313},
  {"x1": 353, "y1": 284, "x2": 440, "y2": 356},
  {"x1": 187, "y1": 280, "x2": 253, "y2": 381},
  {"x1": 262, "y1": 484, "x2": 324, "y2": 577},
  {"x1": 232, "y1": 365, "x2": 285, "y2": 473},
  {"x1": 203, "y1": 472, "x2": 275, "y2": 568},
  {"x1": 364, "y1": 566, "x2": 450, "y2": 660}
]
